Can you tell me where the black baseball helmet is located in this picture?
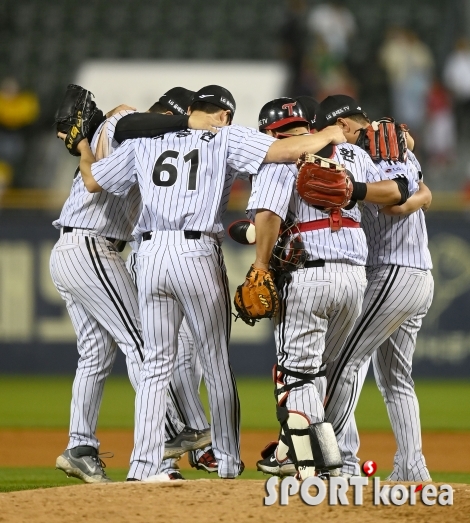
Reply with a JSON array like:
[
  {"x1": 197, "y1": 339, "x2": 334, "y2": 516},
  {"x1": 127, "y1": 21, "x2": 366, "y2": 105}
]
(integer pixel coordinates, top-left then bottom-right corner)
[{"x1": 258, "y1": 97, "x2": 309, "y2": 131}]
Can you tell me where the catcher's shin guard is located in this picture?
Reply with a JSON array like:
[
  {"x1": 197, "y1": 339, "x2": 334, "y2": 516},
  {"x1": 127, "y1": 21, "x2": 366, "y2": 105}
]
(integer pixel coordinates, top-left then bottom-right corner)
[{"x1": 273, "y1": 364, "x2": 338, "y2": 479}]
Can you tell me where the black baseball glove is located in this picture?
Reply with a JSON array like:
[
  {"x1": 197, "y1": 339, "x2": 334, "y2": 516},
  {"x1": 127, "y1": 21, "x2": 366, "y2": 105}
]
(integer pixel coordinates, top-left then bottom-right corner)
[{"x1": 55, "y1": 84, "x2": 104, "y2": 156}]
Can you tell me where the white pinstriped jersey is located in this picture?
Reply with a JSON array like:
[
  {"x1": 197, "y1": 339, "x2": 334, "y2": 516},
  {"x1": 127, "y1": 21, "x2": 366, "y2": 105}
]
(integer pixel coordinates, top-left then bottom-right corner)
[
  {"x1": 91, "y1": 125, "x2": 275, "y2": 241},
  {"x1": 53, "y1": 110, "x2": 141, "y2": 242},
  {"x1": 247, "y1": 143, "x2": 383, "y2": 265},
  {"x1": 361, "y1": 155, "x2": 432, "y2": 270}
]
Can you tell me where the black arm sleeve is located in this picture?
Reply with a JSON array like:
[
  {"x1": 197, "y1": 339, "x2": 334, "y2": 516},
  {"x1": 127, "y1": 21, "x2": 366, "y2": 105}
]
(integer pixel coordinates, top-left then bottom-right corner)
[
  {"x1": 393, "y1": 176, "x2": 409, "y2": 205},
  {"x1": 114, "y1": 113, "x2": 189, "y2": 144}
]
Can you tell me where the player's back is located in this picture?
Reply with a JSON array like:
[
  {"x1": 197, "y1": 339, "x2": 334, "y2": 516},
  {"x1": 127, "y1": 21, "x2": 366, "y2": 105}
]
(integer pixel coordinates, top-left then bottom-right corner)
[
  {"x1": 130, "y1": 125, "x2": 274, "y2": 240},
  {"x1": 361, "y1": 152, "x2": 432, "y2": 270},
  {"x1": 54, "y1": 110, "x2": 141, "y2": 241}
]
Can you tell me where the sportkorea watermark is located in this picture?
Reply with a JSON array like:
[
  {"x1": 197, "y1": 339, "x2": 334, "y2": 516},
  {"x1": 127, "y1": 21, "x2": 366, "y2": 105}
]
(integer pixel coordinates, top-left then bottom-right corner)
[{"x1": 264, "y1": 461, "x2": 454, "y2": 507}]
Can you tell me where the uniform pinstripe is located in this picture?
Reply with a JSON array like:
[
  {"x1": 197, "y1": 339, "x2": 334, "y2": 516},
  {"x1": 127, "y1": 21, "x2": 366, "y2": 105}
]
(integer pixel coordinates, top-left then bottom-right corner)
[
  {"x1": 324, "y1": 154, "x2": 434, "y2": 481},
  {"x1": 92, "y1": 125, "x2": 275, "y2": 479},
  {"x1": 50, "y1": 111, "x2": 186, "y2": 453},
  {"x1": 246, "y1": 144, "x2": 381, "y2": 431}
]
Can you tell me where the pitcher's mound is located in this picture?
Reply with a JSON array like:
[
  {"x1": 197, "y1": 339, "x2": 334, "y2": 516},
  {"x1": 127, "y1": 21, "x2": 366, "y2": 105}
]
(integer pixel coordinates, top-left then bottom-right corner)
[{"x1": 0, "y1": 480, "x2": 468, "y2": 523}]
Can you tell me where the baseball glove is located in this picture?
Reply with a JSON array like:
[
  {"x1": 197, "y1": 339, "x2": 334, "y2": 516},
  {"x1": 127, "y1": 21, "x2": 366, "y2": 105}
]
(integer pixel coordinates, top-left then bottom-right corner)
[
  {"x1": 234, "y1": 265, "x2": 279, "y2": 326},
  {"x1": 296, "y1": 153, "x2": 353, "y2": 210},
  {"x1": 356, "y1": 117, "x2": 408, "y2": 163},
  {"x1": 55, "y1": 84, "x2": 104, "y2": 156}
]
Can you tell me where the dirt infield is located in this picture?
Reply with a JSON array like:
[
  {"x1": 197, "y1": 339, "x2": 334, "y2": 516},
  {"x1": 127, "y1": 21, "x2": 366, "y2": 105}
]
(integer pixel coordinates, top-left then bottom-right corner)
[
  {"x1": 0, "y1": 429, "x2": 469, "y2": 472},
  {"x1": 0, "y1": 480, "x2": 468, "y2": 523}
]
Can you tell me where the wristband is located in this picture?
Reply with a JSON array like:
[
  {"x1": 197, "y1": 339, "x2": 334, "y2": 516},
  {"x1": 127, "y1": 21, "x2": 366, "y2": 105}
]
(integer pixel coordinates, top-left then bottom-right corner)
[{"x1": 351, "y1": 180, "x2": 367, "y2": 201}]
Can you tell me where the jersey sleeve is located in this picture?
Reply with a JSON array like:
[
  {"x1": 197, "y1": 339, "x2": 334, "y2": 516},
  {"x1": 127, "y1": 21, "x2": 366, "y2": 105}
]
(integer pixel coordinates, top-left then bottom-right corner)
[
  {"x1": 113, "y1": 113, "x2": 189, "y2": 143},
  {"x1": 246, "y1": 163, "x2": 295, "y2": 220},
  {"x1": 226, "y1": 125, "x2": 276, "y2": 175},
  {"x1": 377, "y1": 159, "x2": 419, "y2": 195},
  {"x1": 407, "y1": 150, "x2": 423, "y2": 181},
  {"x1": 91, "y1": 140, "x2": 137, "y2": 196}
]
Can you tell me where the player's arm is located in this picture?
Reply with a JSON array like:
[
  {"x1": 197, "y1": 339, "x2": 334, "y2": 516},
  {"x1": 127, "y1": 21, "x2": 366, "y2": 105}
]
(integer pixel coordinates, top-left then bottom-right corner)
[
  {"x1": 263, "y1": 126, "x2": 346, "y2": 163},
  {"x1": 380, "y1": 181, "x2": 431, "y2": 215},
  {"x1": 113, "y1": 112, "x2": 221, "y2": 143},
  {"x1": 253, "y1": 210, "x2": 282, "y2": 270},
  {"x1": 76, "y1": 140, "x2": 102, "y2": 192}
]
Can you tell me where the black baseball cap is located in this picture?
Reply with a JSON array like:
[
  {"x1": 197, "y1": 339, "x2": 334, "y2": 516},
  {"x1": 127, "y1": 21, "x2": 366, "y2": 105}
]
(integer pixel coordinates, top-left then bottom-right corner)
[
  {"x1": 315, "y1": 95, "x2": 368, "y2": 130},
  {"x1": 295, "y1": 96, "x2": 320, "y2": 129},
  {"x1": 158, "y1": 87, "x2": 195, "y2": 115},
  {"x1": 191, "y1": 85, "x2": 236, "y2": 116}
]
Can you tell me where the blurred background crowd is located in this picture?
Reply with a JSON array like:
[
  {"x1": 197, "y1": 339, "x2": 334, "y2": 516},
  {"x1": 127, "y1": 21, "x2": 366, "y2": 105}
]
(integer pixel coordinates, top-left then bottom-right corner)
[{"x1": 0, "y1": 0, "x2": 469, "y2": 195}]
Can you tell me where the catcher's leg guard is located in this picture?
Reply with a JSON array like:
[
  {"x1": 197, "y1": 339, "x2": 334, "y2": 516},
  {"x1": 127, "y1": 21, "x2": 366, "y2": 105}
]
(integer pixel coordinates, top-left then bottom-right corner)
[
  {"x1": 308, "y1": 422, "x2": 343, "y2": 471},
  {"x1": 273, "y1": 364, "x2": 340, "y2": 480}
]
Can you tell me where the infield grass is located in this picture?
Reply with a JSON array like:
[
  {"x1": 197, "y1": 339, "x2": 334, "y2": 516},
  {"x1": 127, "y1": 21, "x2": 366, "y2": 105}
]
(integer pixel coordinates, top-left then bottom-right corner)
[{"x1": 0, "y1": 376, "x2": 469, "y2": 431}]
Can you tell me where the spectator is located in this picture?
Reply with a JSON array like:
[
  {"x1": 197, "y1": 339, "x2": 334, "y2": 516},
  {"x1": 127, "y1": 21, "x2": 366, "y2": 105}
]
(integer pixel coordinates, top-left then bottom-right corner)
[
  {"x1": 280, "y1": 0, "x2": 310, "y2": 96},
  {"x1": 380, "y1": 28, "x2": 434, "y2": 140},
  {"x1": 307, "y1": 1, "x2": 356, "y2": 61},
  {"x1": 0, "y1": 77, "x2": 40, "y2": 186},
  {"x1": 424, "y1": 79, "x2": 456, "y2": 165},
  {"x1": 443, "y1": 38, "x2": 470, "y2": 139}
]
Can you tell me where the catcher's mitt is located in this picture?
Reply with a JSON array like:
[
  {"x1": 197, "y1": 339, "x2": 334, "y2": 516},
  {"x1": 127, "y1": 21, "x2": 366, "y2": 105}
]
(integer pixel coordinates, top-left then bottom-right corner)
[
  {"x1": 296, "y1": 153, "x2": 353, "y2": 211},
  {"x1": 55, "y1": 84, "x2": 104, "y2": 156},
  {"x1": 356, "y1": 117, "x2": 408, "y2": 163},
  {"x1": 234, "y1": 265, "x2": 279, "y2": 326}
]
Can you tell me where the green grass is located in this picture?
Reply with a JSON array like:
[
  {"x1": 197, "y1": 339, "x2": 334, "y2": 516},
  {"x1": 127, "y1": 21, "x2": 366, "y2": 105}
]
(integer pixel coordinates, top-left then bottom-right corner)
[
  {"x1": 0, "y1": 377, "x2": 469, "y2": 492},
  {"x1": 0, "y1": 468, "x2": 468, "y2": 493},
  {"x1": 0, "y1": 377, "x2": 469, "y2": 431}
]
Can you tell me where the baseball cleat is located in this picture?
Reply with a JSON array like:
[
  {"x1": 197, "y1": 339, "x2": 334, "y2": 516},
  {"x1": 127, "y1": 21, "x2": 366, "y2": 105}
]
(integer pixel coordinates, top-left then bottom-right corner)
[
  {"x1": 188, "y1": 448, "x2": 218, "y2": 473},
  {"x1": 228, "y1": 219, "x2": 256, "y2": 245},
  {"x1": 256, "y1": 453, "x2": 296, "y2": 477},
  {"x1": 142, "y1": 471, "x2": 185, "y2": 482},
  {"x1": 56, "y1": 446, "x2": 112, "y2": 483},
  {"x1": 164, "y1": 426, "x2": 212, "y2": 459}
]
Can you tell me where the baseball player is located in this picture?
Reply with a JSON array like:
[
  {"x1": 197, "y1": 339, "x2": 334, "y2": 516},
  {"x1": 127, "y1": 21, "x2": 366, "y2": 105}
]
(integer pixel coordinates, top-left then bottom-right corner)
[
  {"x1": 315, "y1": 95, "x2": 434, "y2": 481},
  {"x1": 123, "y1": 89, "x2": 218, "y2": 475},
  {"x1": 52, "y1": 89, "x2": 214, "y2": 483},
  {"x1": 70, "y1": 83, "x2": 361, "y2": 481},
  {"x1": 243, "y1": 97, "x2": 411, "y2": 480}
]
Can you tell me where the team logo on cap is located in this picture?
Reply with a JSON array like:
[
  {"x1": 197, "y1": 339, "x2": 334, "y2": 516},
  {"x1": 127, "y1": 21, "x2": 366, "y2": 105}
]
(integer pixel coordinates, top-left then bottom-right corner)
[
  {"x1": 221, "y1": 97, "x2": 235, "y2": 111},
  {"x1": 281, "y1": 101, "x2": 297, "y2": 116},
  {"x1": 326, "y1": 105, "x2": 350, "y2": 120}
]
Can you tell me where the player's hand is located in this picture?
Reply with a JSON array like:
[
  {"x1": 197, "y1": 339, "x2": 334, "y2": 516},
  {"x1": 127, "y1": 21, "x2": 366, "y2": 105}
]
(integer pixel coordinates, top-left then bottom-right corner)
[
  {"x1": 105, "y1": 104, "x2": 137, "y2": 118},
  {"x1": 320, "y1": 125, "x2": 347, "y2": 145},
  {"x1": 188, "y1": 112, "x2": 221, "y2": 133},
  {"x1": 57, "y1": 132, "x2": 66, "y2": 141}
]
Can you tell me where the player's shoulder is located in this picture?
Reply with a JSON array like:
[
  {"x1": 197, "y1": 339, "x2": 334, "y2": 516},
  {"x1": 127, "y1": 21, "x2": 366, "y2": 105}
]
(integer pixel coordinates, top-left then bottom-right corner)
[{"x1": 334, "y1": 142, "x2": 370, "y2": 164}]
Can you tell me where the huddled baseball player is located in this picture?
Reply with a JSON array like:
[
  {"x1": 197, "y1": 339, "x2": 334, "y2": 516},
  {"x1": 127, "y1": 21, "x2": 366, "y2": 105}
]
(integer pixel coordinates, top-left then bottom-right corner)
[
  {"x1": 317, "y1": 95, "x2": 434, "y2": 481},
  {"x1": 52, "y1": 88, "x2": 216, "y2": 483},
  {"x1": 66, "y1": 83, "x2": 363, "y2": 481},
  {"x1": 237, "y1": 97, "x2": 411, "y2": 480}
]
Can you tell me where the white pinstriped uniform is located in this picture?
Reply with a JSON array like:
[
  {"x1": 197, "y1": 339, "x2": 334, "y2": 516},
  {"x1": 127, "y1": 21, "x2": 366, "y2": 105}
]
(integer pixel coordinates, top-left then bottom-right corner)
[
  {"x1": 92, "y1": 125, "x2": 276, "y2": 479},
  {"x1": 50, "y1": 111, "x2": 186, "y2": 452},
  {"x1": 324, "y1": 151, "x2": 434, "y2": 481},
  {"x1": 246, "y1": 144, "x2": 383, "y2": 428}
]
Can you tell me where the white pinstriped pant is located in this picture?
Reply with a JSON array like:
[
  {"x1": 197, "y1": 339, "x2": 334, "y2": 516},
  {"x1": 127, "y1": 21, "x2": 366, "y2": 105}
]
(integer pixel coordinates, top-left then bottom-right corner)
[
  {"x1": 324, "y1": 265, "x2": 434, "y2": 480},
  {"x1": 273, "y1": 263, "x2": 366, "y2": 425},
  {"x1": 126, "y1": 251, "x2": 209, "y2": 439},
  {"x1": 128, "y1": 231, "x2": 241, "y2": 480},
  {"x1": 49, "y1": 231, "x2": 185, "y2": 451}
]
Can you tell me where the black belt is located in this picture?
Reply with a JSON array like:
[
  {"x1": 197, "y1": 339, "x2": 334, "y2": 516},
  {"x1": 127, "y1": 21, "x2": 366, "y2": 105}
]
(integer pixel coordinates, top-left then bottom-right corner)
[
  {"x1": 304, "y1": 259, "x2": 326, "y2": 268},
  {"x1": 62, "y1": 226, "x2": 127, "y2": 252},
  {"x1": 142, "y1": 230, "x2": 202, "y2": 241}
]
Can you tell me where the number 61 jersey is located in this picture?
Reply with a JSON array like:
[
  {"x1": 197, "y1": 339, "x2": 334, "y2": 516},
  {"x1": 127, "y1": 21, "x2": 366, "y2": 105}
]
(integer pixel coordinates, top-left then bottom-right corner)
[{"x1": 91, "y1": 126, "x2": 275, "y2": 242}]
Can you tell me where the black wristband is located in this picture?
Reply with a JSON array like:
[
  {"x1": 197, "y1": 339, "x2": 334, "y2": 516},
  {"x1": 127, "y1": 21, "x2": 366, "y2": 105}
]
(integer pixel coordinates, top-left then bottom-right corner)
[
  {"x1": 351, "y1": 180, "x2": 367, "y2": 201},
  {"x1": 393, "y1": 176, "x2": 409, "y2": 205},
  {"x1": 114, "y1": 113, "x2": 189, "y2": 143}
]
